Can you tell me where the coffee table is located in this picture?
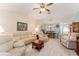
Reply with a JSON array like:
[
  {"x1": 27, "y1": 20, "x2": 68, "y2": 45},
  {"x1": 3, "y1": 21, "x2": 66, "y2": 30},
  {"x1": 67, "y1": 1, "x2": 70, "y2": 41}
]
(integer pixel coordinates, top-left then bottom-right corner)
[{"x1": 32, "y1": 39, "x2": 44, "y2": 51}]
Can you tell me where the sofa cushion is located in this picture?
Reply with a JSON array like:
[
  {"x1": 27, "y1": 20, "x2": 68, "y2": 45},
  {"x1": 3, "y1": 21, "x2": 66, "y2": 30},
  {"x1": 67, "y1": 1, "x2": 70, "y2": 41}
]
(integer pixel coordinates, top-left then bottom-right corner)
[
  {"x1": 13, "y1": 41, "x2": 25, "y2": 48},
  {"x1": 9, "y1": 46, "x2": 25, "y2": 56},
  {"x1": 0, "y1": 40, "x2": 13, "y2": 52},
  {"x1": 0, "y1": 52, "x2": 13, "y2": 56},
  {"x1": 0, "y1": 34, "x2": 12, "y2": 44},
  {"x1": 25, "y1": 39, "x2": 34, "y2": 45}
]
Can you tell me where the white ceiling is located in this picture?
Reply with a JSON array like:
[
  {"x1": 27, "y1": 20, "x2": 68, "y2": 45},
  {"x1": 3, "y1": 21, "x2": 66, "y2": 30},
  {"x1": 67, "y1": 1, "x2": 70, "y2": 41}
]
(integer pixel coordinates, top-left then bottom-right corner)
[{"x1": 0, "y1": 3, "x2": 79, "y2": 24}]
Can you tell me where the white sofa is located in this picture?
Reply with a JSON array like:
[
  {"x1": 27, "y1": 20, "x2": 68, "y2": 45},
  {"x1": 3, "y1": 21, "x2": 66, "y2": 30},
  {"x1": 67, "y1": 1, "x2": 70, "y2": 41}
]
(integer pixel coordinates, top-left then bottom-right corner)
[
  {"x1": 0, "y1": 31, "x2": 35, "y2": 56},
  {"x1": 0, "y1": 33, "x2": 25, "y2": 56},
  {"x1": 0, "y1": 31, "x2": 48, "y2": 56},
  {"x1": 60, "y1": 33, "x2": 77, "y2": 49},
  {"x1": 12, "y1": 31, "x2": 35, "y2": 45}
]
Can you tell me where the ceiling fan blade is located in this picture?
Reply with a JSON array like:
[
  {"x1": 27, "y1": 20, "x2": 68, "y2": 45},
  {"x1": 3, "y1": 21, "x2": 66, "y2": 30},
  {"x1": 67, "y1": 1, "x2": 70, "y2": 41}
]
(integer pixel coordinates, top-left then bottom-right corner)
[
  {"x1": 46, "y1": 3, "x2": 53, "y2": 6},
  {"x1": 45, "y1": 8, "x2": 51, "y2": 14},
  {"x1": 45, "y1": 8, "x2": 50, "y2": 12},
  {"x1": 33, "y1": 8, "x2": 39, "y2": 10}
]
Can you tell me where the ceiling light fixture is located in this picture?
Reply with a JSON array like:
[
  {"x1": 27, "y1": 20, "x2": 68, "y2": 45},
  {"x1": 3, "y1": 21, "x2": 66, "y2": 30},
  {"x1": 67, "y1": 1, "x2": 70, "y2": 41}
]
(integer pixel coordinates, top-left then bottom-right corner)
[{"x1": 33, "y1": 3, "x2": 53, "y2": 14}]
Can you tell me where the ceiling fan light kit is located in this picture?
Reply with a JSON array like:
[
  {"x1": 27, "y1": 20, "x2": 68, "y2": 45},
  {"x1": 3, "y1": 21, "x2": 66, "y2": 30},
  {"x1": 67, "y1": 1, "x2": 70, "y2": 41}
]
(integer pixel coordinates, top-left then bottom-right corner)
[{"x1": 33, "y1": 3, "x2": 53, "y2": 14}]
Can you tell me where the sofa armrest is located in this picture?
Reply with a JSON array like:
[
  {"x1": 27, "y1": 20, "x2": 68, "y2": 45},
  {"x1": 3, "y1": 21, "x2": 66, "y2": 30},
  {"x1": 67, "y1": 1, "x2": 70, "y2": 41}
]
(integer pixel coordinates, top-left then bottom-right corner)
[{"x1": 9, "y1": 46, "x2": 26, "y2": 56}]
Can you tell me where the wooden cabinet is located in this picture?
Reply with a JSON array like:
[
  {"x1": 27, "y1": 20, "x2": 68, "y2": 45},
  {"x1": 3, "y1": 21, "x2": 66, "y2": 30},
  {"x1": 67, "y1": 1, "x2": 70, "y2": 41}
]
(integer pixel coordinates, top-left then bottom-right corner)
[{"x1": 70, "y1": 22, "x2": 79, "y2": 33}]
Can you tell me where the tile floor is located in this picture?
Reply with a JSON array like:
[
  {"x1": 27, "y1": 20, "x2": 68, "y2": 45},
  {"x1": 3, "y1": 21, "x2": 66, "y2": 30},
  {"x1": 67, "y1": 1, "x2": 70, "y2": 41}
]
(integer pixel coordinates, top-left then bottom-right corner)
[{"x1": 25, "y1": 39, "x2": 77, "y2": 56}]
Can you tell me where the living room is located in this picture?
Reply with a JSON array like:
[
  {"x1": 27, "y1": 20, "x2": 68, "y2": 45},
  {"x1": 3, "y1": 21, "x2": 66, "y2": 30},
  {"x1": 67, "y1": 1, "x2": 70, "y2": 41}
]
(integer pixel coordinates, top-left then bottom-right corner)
[{"x1": 0, "y1": 3, "x2": 79, "y2": 56}]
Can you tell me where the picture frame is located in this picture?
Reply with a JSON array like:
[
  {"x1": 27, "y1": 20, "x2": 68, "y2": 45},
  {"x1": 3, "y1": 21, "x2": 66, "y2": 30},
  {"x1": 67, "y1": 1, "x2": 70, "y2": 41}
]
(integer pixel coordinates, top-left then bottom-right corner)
[{"x1": 17, "y1": 22, "x2": 27, "y2": 31}]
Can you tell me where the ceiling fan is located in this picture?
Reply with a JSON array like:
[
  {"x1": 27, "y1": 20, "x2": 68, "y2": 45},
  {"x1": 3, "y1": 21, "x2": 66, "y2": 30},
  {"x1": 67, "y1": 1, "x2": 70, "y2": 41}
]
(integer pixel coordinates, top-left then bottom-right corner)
[{"x1": 33, "y1": 3, "x2": 53, "y2": 14}]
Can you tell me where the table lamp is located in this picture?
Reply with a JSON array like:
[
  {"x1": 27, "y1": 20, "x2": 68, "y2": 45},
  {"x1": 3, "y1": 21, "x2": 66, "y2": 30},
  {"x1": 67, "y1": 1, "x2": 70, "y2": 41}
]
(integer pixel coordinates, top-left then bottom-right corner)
[
  {"x1": 0, "y1": 25, "x2": 4, "y2": 32},
  {"x1": 35, "y1": 27, "x2": 39, "y2": 40}
]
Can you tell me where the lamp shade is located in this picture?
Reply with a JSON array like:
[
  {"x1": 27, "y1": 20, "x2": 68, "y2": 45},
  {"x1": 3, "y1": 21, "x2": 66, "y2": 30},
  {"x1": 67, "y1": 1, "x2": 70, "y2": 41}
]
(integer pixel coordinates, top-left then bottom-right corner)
[
  {"x1": 0, "y1": 26, "x2": 4, "y2": 32},
  {"x1": 35, "y1": 27, "x2": 39, "y2": 32}
]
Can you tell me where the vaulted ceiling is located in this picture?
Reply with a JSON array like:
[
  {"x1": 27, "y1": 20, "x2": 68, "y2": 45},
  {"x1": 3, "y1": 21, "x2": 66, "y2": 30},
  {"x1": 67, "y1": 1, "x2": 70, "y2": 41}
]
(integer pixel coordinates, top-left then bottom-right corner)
[{"x1": 0, "y1": 3, "x2": 79, "y2": 24}]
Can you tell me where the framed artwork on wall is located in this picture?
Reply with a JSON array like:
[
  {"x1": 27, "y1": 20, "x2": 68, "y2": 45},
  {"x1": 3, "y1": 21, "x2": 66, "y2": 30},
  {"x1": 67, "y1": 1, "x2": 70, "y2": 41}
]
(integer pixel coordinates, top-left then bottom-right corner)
[{"x1": 17, "y1": 22, "x2": 27, "y2": 31}]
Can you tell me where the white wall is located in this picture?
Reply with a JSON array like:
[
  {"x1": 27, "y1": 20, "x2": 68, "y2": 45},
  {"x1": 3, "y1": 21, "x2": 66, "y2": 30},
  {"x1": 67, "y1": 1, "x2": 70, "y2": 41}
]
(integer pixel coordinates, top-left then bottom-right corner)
[
  {"x1": 0, "y1": 9, "x2": 42, "y2": 32},
  {"x1": 0, "y1": 11, "x2": 17, "y2": 32},
  {"x1": 0, "y1": 3, "x2": 79, "y2": 32}
]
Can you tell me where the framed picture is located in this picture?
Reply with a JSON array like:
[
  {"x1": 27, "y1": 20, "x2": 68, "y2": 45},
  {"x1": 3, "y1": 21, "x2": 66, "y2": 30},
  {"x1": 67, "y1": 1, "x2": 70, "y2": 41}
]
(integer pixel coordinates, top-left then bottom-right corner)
[{"x1": 17, "y1": 22, "x2": 27, "y2": 31}]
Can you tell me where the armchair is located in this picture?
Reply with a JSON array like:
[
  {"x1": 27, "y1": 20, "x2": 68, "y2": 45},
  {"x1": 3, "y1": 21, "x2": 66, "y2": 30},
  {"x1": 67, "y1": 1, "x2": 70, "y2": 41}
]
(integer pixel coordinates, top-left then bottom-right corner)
[{"x1": 60, "y1": 33, "x2": 77, "y2": 50}]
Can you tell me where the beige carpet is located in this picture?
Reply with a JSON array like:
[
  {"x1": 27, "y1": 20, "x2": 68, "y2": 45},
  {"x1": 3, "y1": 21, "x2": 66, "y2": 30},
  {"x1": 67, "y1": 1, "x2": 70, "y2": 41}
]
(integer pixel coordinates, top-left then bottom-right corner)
[{"x1": 25, "y1": 39, "x2": 77, "y2": 56}]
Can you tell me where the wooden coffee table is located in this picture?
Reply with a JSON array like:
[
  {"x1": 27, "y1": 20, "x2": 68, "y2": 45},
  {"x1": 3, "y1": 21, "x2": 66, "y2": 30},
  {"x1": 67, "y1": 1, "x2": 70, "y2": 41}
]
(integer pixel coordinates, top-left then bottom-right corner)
[{"x1": 32, "y1": 39, "x2": 44, "y2": 51}]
